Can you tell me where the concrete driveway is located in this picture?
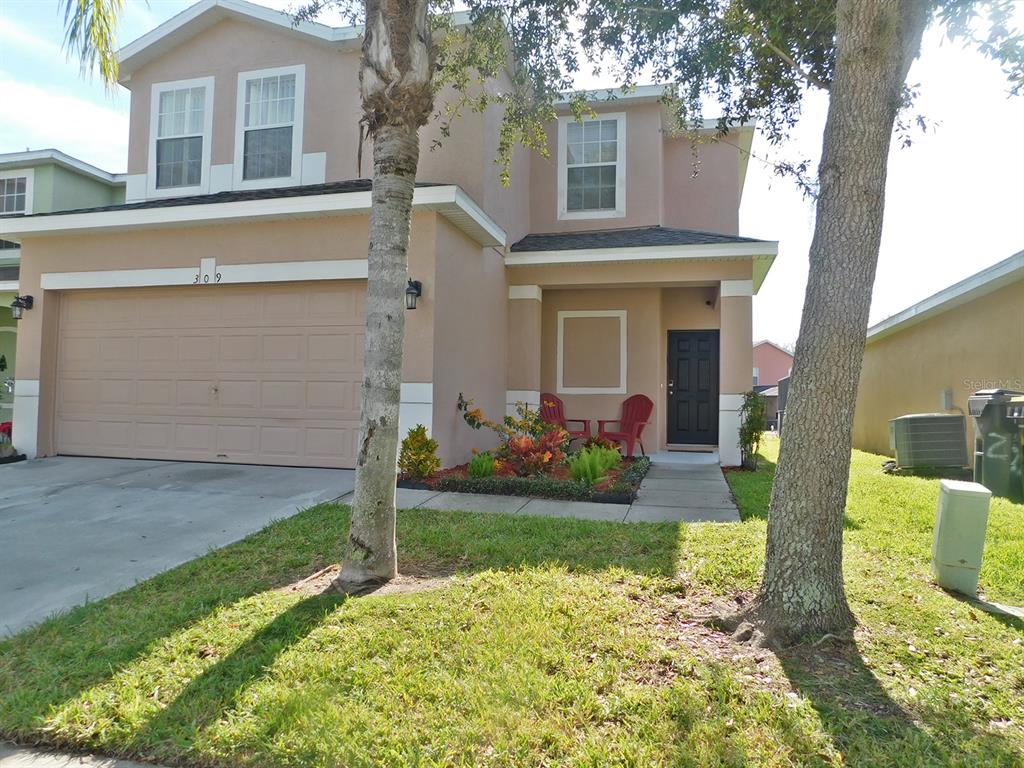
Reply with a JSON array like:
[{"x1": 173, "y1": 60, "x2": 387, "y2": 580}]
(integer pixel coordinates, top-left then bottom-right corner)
[{"x1": 0, "y1": 457, "x2": 354, "y2": 636}]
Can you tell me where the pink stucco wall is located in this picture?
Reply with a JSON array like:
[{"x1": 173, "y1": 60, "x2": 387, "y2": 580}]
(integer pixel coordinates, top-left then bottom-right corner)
[{"x1": 753, "y1": 342, "x2": 794, "y2": 387}]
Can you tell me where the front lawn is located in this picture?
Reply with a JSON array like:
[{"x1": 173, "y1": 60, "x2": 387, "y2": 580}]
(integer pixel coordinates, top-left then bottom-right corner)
[{"x1": 1, "y1": 436, "x2": 1022, "y2": 766}]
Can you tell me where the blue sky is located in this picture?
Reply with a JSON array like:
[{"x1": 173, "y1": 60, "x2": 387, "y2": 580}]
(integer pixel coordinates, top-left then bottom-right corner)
[{"x1": 1, "y1": 0, "x2": 1022, "y2": 344}]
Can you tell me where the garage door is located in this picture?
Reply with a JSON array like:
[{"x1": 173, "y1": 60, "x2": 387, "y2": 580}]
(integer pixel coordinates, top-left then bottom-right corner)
[{"x1": 55, "y1": 281, "x2": 366, "y2": 468}]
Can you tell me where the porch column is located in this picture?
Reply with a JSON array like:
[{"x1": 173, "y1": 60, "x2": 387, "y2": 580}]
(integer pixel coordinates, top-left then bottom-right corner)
[
  {"x1": 506, "y1": 285, "x2": 542, "y2": 416},
  {"x1": 719, "y1": 279, "x2": 754, "y2": 466}
]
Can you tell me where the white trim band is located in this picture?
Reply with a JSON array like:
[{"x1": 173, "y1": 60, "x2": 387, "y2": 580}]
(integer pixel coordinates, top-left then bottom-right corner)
[
  {"x1": 12, "y1": 379, "x2": 39, "y2": 459},
  {"x1": 720, "y1": 279, "x2": 753, "y2": 298},
  {"x1": 506, "y1": 390, "x2": 541, "y2": 418},
  {"x1": 2, "y1": 184, "x2": 506, "y2": 249},
  {"x1": 399, "y1": 382, "x2": 434, "y2": 439},
  {"x1": 508, "y1": 285, "x2": 542, "y2": 301},
  {"x1": 40, "y1": 259, "x2": 369, "y2": 290}
]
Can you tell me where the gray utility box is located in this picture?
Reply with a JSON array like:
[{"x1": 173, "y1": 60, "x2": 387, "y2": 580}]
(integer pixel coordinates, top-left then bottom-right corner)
[
  {"x1": 889, "y1": 413, "x2": 968, "y2": 469},
  {"x1": 932, "y1": 479, "x2": 991, "y2": 596}
]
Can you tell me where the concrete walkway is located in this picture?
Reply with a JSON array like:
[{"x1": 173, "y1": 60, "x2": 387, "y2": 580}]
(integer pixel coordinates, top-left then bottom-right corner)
[
  {"x1": 342, "y1": 451, "x2": 741, "y2": 524},
  {"x1": 0, "y1": 743, "x2": 160, "y2": 767}
]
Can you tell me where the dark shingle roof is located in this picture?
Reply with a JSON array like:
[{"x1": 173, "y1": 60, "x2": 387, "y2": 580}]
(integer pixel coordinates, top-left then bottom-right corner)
[
  {"x1": 511, "y1": 226, "x2": 768, "y2": 252},
  {"x1": 4, "y1": 180, "x2": 447, "y2": 218}
]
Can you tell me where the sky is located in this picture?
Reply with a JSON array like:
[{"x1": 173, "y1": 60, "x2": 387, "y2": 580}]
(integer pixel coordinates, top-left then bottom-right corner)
[{"x1": 1, "y1": 0, "x2": 1022, "y2": 346}]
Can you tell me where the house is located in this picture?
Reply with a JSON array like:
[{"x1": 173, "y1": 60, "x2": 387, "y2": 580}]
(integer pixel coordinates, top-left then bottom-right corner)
[
  {"x1": 0, "y1": 0, "x2": 777, "y2": 469},
  {"x1": 752, "y1": 339, "x2": 793, "y2": 429},
  {"x1": 0, "y1": 150, "x2": 126, "y2": 425},
  {"x1": 853, "y1": 251, "x2": 1024, "y2": 457},
  {"x1": 752, "y1": 339, "x2": 793, "y2": 388}
]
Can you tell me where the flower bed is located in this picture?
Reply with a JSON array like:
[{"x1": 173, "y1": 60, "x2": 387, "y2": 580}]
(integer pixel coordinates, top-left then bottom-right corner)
[
  {"x1": 396, "y1": 395, "x2": 651, "y2": 504},
  {"x1": 404, "y1": 455, "x2": 650, "y2": 504}
]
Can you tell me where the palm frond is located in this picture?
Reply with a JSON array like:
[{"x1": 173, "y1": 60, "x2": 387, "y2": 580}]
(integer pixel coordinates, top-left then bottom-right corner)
[{"x1": 61, "y1": 0, "x2": 127, "y2": 86}]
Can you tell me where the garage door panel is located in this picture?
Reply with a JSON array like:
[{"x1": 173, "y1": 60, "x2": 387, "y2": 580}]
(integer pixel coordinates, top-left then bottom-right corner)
[{"x1": 56, "y1": 282, "x2": 366, "y2": 468}]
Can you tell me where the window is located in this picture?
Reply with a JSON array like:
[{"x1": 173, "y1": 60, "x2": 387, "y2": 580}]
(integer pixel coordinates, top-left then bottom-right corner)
[
  {"x1": 148, "y1": 77, "x2": 214, "y2": 197},
  {"x1": 234, "y1": 65, "x2": 305, "y2": 189},
  {"x1": 557, "y1": 112, "x2": 625, "y2": 220},
  {"x1": 556, "y1": 310, "x2": 628, "y2": 394},
  {"x1": 753, "y1": 367, "x2": 760, "y2": 386},
  {"x1": 0, "y1": 168, "x2": 32, "y2": 216}
]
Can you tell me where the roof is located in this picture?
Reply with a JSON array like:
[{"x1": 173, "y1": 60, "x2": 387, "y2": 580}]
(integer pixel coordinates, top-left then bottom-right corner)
[
  {"x1": 118, "y1": 0, "x2": 473, "y2": 80},
  {"x1": 867, "y1": 250, "x2": 1024, "y2": 343},
  {"x1": 0, "y1": 180, "x2": 506, "y2": 249},
  {"x1": 511, "y1": 226, "x2": 766, "y2": 252},
  {"x1": 0, "y1": 149, "x2": 125, "y2": 185},
  {"x1": 757, "y1": 385, "x2": 780, "y2": 398},
  {"x1": 3, "y1": 180, "x2": 421, "y2": 218},
  {"x1": 508, "y1": 226, "x2": 778, "y2": 293}
]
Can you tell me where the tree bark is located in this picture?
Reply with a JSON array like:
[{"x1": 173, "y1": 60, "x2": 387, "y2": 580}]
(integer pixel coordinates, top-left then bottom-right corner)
[
  {"x1": 747, "y1": 0, "x2": 930, "y2": 643},
  {"x1": 335, "y1": 0, "x2": 434, "y2": 592}
]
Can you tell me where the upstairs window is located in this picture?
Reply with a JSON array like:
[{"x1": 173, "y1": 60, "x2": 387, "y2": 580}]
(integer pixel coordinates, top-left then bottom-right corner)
[
  {"x1": 148, "y1": 77, "x2": 214, "y2": 196},
  {"x1": 0, "y1": 176, "x2": 28, "y2": 214},
  {"x1": 234, "y1": 65, "x2": 305, "y2": 188},
  {"x1": 557, "y1": 113, "x2": 626, "y2": 220}
]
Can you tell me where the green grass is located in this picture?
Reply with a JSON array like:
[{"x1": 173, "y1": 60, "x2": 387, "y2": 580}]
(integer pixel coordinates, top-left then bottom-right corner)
[{"x1": 1, "y1": 436, "x2": 1022, "y2": 767}]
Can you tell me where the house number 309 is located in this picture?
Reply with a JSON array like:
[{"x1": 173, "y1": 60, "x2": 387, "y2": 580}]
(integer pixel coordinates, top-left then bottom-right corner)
[{"x1": 193, "y1": 272, "x2": 223, "y2": 284}]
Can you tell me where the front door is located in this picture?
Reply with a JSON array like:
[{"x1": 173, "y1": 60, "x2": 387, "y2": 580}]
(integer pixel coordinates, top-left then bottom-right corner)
[{"x1": 667, "y1": 330, "x2": 720, "y2": 445}]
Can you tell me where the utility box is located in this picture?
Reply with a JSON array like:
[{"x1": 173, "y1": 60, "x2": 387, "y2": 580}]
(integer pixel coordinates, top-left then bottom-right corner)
[
  {"x1": 968, "y1": 389, "x2": 1024, "y2": 502},
  {"x1": 932, "y1": 479, "x2": 992, "y2": 596}
]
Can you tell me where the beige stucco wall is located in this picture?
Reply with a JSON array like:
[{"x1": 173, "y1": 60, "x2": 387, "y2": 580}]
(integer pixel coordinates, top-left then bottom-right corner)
[
  {"x1": 15, "y1": 212, "x2": 441, "y2": 457},
  {"x1": 430, "y1": 219, "x2": 508, "y2": 465},
  {"x1": 661, "y1": 136, "x2": 740, "y2": 235},
  {"x1": 853, "y1": 279, "x2": 1024, "y2": 457},
  {"x1": 528, "y1": 102, "x2": 664, "y2": 234}
]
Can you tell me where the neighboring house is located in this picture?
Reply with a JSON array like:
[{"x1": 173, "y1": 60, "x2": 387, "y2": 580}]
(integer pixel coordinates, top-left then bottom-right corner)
[
  {"x1": 752, "y1": 339, "x2": 793, "y2": 388},
  {"x1": 854, "y1": 251, "x2": 1024, "y2": 457},
  {"x1": 0, "y1": 150, "x2": 125, "y2": 426},
  {"x1": 0, "y1": 0, "x2": 777, "y2": 469}
]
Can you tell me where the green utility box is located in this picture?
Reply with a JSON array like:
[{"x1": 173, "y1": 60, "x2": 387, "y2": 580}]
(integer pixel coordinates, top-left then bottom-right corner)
[
  {"x1": 968, "y1": 389, "x2": 1024, "y2": 502},
  {"x1": 932, "y1": 479, "x2": 992, "y2": 596}
]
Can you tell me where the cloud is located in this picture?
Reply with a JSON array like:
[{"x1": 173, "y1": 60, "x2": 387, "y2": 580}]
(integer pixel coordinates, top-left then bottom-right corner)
[{"x1": 0, "y1": 76, "x2": 128, "y2": 172}]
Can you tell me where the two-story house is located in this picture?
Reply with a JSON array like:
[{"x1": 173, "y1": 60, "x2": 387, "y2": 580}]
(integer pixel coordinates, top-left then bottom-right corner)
[
  {"x1": 0, "y1": 150, "x2": 126, "y2": 424},
  {"x1": 0, "y1": 0, "x2": 777, "y2": 468}
]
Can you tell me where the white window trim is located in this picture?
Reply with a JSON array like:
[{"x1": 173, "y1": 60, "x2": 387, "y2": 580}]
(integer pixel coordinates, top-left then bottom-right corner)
[
  {"x1": 556, "y1": 310, "x2": 627, "y2": 395},
  {"x1": 147, "y1": 76, "x2": 215, "y2": 199},
  {"x1": 0, "y1": 168, "x2": 34, "y2": 215},
  {"x1": 556, "y1": 112, "x2": 626, "y2": 221},
  {"x1": 233, "y1": 64, "x2": 305, "y2": 190}
]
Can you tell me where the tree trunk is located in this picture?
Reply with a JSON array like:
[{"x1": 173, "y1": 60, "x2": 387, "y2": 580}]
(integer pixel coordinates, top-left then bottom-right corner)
[
  {"x1": 335, "y1": 0, "x2": 434, "y2": 592},
  {"x1": 748, "y1": 0, "x2": 930, "y2": 643}
]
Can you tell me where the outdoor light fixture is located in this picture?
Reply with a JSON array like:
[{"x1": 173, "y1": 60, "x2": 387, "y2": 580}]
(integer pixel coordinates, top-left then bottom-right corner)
[
  {"x1": 10, "y1": 295, "x2": 33, "y2": 321},
  {"x1": 405, "y1": 279, "x2": 423, "y2": 310}
]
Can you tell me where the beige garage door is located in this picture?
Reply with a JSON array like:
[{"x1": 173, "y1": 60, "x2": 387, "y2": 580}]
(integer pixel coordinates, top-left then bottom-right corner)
[{"x1": 55, "y1": 281, "x2": 366, "y2": 468}]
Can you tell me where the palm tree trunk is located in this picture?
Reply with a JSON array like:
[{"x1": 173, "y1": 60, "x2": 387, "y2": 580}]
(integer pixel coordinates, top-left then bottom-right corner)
[
  {"x1": 749, "y1": 0, "x2": 930, "y2": 643},
  {"x1": 334, "y1": 0, "x2": 434, "y2": 592}
]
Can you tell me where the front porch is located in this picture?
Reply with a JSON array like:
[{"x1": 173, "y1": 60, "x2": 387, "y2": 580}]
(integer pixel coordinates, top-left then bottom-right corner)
[{"x1": 504, "y1": 226, "x2": 774, "y2": 467}]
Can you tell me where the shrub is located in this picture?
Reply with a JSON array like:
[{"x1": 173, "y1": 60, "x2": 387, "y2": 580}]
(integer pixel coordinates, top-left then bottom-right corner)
[
  {"x1": 457, "y1": 394, "x2": 568, "y2": 477},
  {"x1": 506, "y1": 429, "x2": 569, "y2": 476},
  {"x1": 568, "y1": 445, "x2": 622, "y2": 483},
  {"x1": 399, "y1": 424, "x2": 440, "y2": 480},
  {"x1": 738, "y1": 391, "x2": 768, "y2": 470},
  {"x1": 606, "y1": 456, "x2": 652, "y2": 496},
  {"x1": 436, "y1": 474, "x2": 594, "y2": 501},
  {"x1": 580, "y1": 435, "x2": 620, "y2": 453},
  {"x1": 468, "y1": 450, "x2": 496, "y2": 478}
]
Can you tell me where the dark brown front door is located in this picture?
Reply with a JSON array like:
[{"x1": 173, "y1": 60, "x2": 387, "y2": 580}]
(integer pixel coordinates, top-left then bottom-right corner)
[{"x1": 667, "y1": 330, "x2": 720, "y2": 445}]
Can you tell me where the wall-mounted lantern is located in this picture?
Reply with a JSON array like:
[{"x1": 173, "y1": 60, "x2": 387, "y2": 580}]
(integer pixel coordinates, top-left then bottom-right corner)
[
  {"x1": 10, "y1": 295, "x2": 33, "y2": 321},
  {"x1": 405, "y1": 279, "x2": 423, "y2": 310}
]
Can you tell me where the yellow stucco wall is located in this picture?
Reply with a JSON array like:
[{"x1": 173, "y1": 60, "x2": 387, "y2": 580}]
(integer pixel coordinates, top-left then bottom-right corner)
[{"x1": 853, "y1": 279, "x2": 1024, "y2": 457}]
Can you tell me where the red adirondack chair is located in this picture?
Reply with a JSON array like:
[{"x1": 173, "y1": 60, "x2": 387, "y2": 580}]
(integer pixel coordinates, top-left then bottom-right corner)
[
  {"x1": 598, "y1": 394, "x2": 654, "y2": 457},
  {"x1": 539, "y1": 393, "x2": 591, "y2": 441}
]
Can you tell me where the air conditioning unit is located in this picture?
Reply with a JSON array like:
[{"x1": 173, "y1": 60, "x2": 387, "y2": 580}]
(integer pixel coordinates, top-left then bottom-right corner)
[{"x1": 889, "y1": 413, "x2": 968, "y2": 469}]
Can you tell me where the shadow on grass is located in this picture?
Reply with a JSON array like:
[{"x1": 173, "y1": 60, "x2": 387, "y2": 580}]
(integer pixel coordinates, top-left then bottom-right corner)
[
  {"x1": 778, "y1": 639, "x2": 1023, "y2": 766},
  {"x1": 130, "y1": 594, "x2": 344, "y2": 760},
  {"x1": 0, "y1": 503, "x2": 680, "y2": 743}
]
